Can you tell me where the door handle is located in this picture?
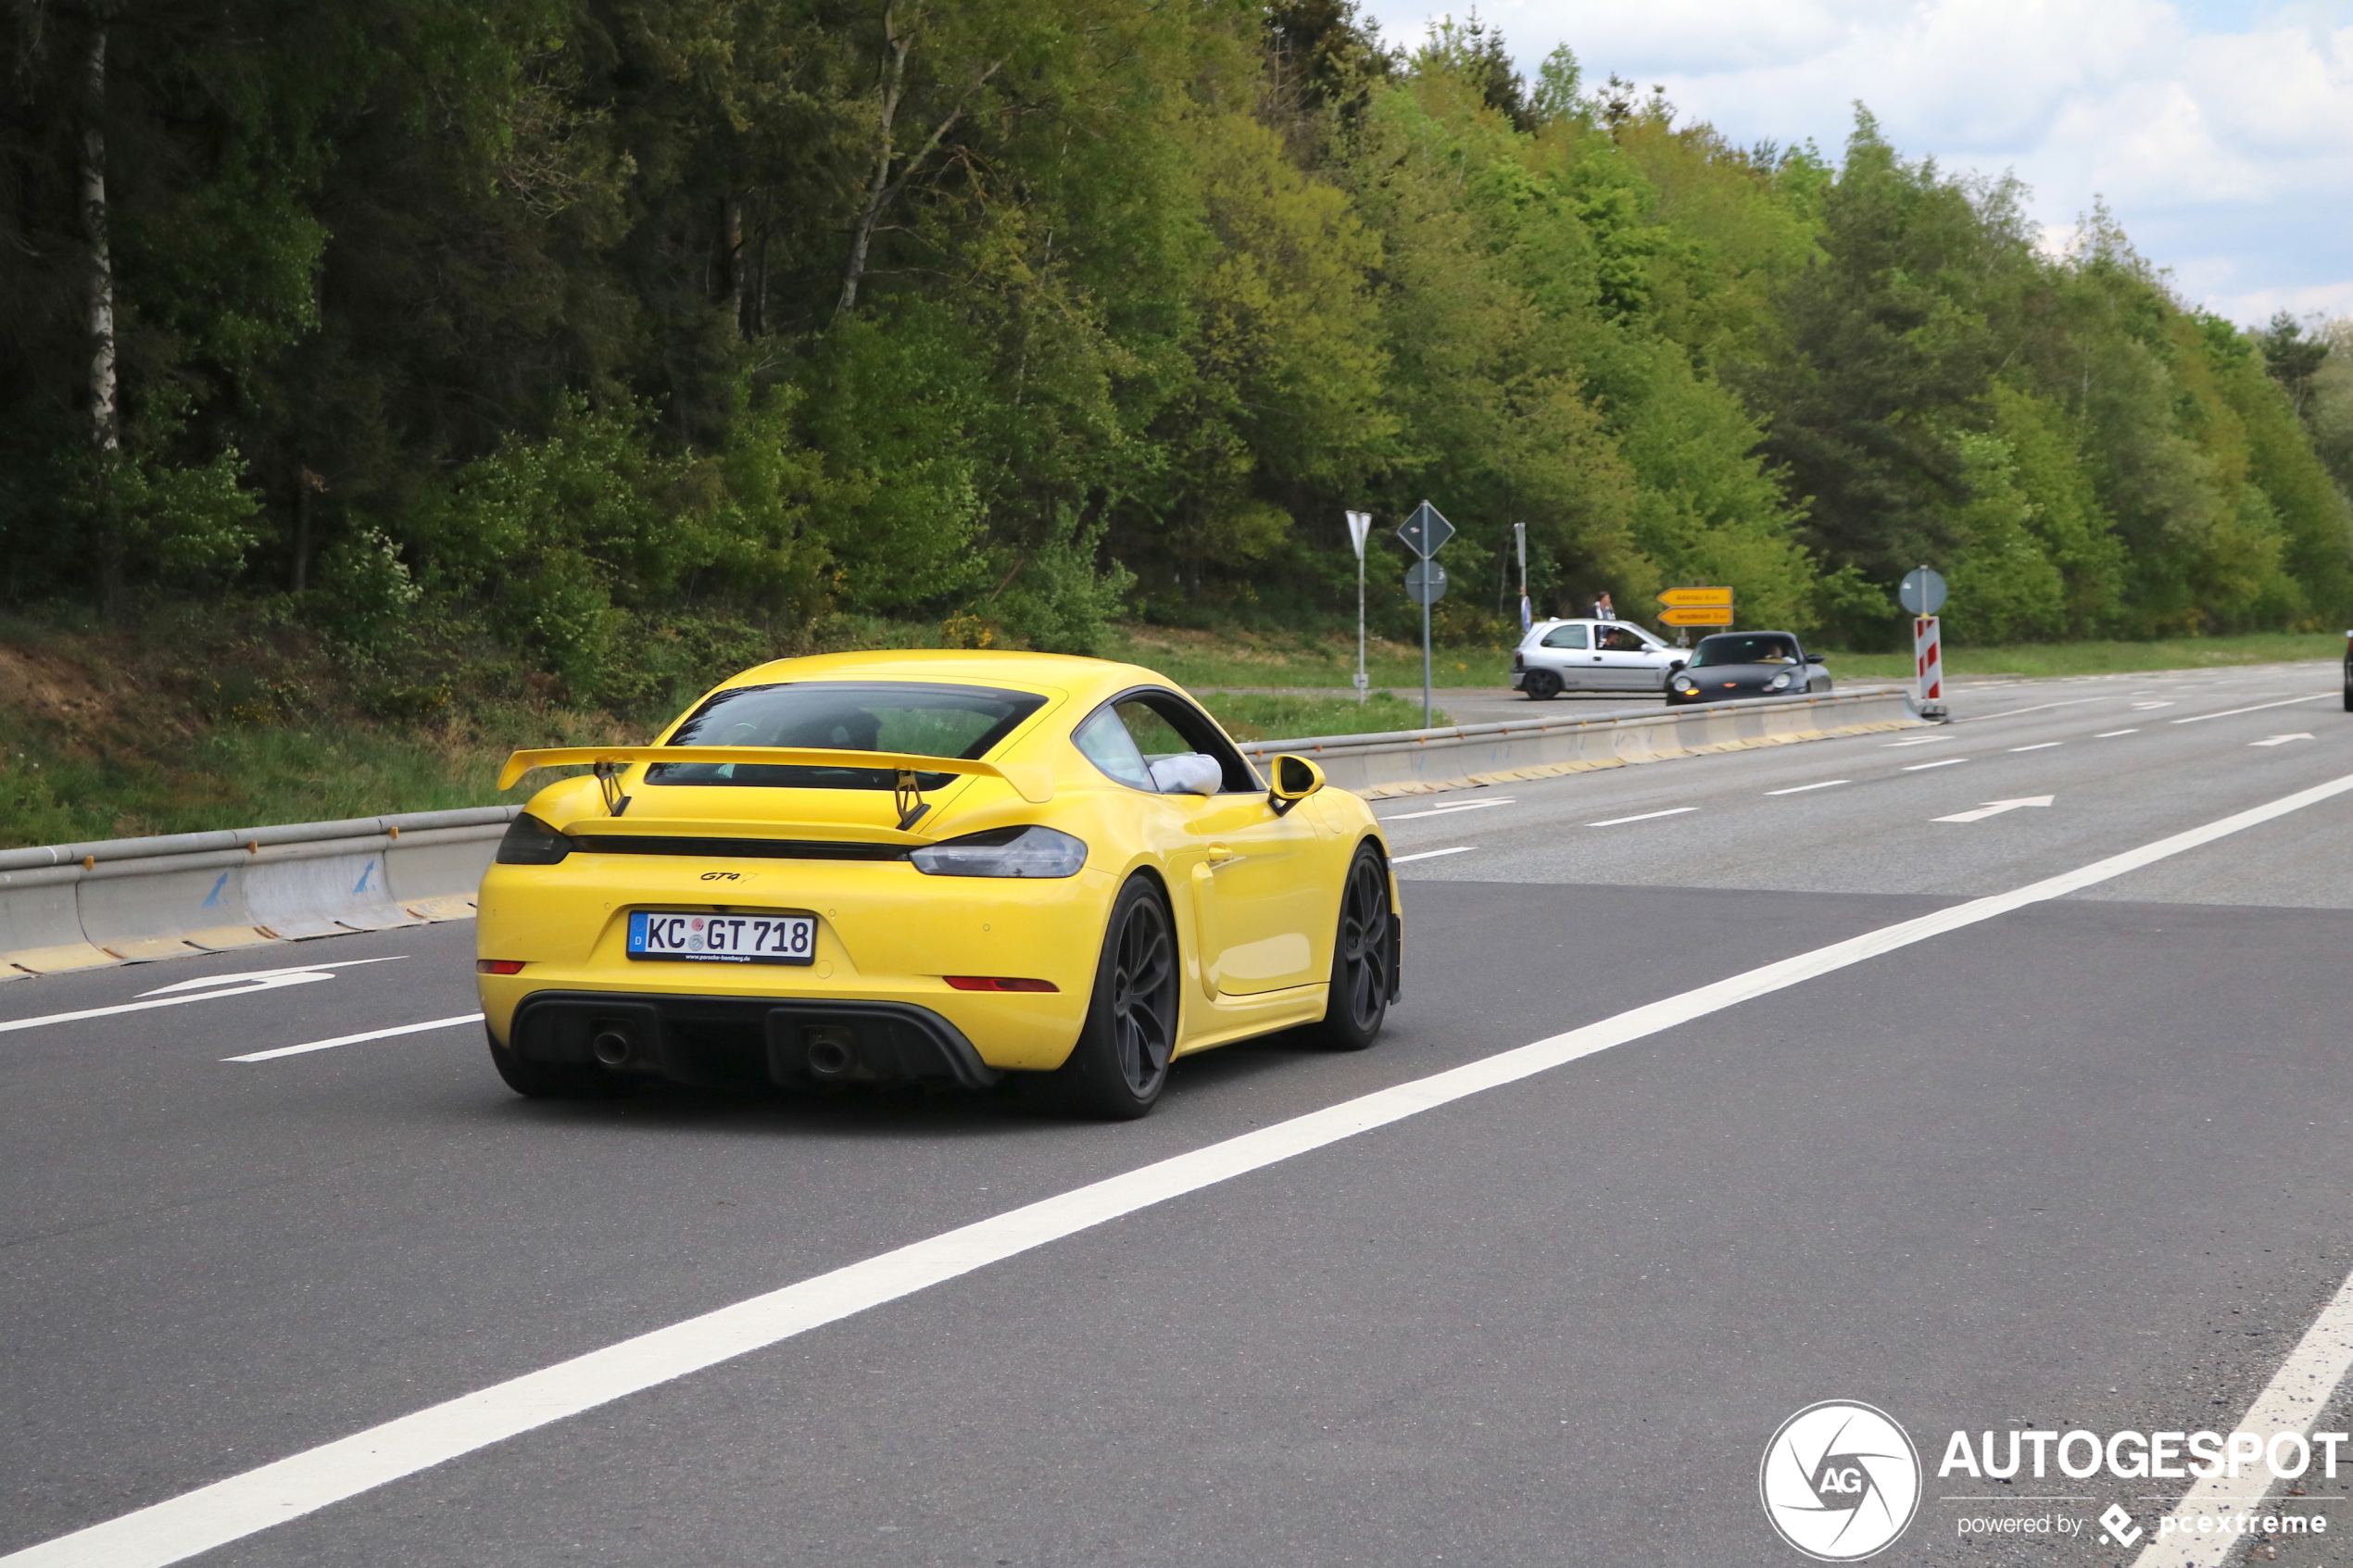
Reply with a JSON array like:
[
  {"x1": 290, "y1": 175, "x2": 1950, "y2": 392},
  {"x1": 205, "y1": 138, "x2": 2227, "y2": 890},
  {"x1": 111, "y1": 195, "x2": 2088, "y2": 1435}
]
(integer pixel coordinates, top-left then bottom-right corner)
[{"x1": 1205, "y1": 844, "x2": 1237, "y2": 864}]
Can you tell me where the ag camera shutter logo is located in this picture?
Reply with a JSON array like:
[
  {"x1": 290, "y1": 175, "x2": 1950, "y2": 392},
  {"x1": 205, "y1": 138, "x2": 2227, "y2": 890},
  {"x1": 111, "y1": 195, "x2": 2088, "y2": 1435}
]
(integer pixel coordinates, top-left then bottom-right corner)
[{"x1": 1760, "y1": 1400, "x2": 1922, "y2": 1561}]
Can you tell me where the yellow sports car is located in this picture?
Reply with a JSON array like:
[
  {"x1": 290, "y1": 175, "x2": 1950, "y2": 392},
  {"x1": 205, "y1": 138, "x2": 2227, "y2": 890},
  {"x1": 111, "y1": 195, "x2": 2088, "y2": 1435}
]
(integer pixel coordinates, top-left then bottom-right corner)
[{"x1": 476, "y1": 651, "x2": 1401, "y2": 1118}]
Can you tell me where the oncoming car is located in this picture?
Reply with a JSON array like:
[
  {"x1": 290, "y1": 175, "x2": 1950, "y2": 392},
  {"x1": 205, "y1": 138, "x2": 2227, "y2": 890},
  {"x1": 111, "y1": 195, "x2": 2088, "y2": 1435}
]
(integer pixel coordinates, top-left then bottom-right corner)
[
  {"x1": 1663, "y1": 632, "x2": 1831, "y2": 705},
  {"x1": 1510, "y1": 619, "x2": 1688, "y2": 698},
  {"x1": 475, "y1": 652, "x2": 1401, "y2": 1120}
]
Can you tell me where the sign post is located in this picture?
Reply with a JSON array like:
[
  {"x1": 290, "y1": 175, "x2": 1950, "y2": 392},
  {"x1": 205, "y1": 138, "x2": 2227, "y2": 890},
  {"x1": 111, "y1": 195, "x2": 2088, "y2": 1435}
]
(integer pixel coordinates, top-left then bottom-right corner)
[
  {"x1": 1346, "y1": 509, "x2": 1372, "y2": 704},
  {"x1": 1898, "y1": 567, "x2": 1948, "y2": 717},
  {"x1": 1397, "y1": 500, "x2": 1454, "y2": 730},
  {"x1": 1656, "y1": 587, "x2": 1734, "y2": 645},
  {"x1": 1514, "y1": 521, "x2": 1530, "y2": 635}
]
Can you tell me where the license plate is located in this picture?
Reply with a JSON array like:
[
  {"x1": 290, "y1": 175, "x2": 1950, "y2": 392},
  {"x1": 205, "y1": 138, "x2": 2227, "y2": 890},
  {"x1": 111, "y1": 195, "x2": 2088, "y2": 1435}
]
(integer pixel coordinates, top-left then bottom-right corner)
[{"x1": 627, "y1": 909, "x2": 817, "y2": 965}]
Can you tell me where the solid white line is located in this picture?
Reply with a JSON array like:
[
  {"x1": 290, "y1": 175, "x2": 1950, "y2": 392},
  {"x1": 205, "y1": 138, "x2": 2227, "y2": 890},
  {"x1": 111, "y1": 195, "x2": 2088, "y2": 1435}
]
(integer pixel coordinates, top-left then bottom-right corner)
[
  {"x1": 1379, "y1": 798, "x2": 1514, "y2": 822},
  {"x1": 2130, "y1": 1264, "x2": 2353, "y2": 1568},
  {"x1": 2007, "y1": 743, "x2": 2062, "y2": 752},
  {"x1": 1900, "y1": 758, "x2": 1969, "y2": 771},
  {"x1": 1390, "y1": 846, "x2": 1478, "y2": 864},
  {"x1": 1765, "y1": 780, "x2": 1849, "y2": 796},
  {"x1": 2095, "y1": 729, "x2": 2141, "y2": 737},
  {"x1": 225, "y1": 1014, "x2": 484, "y2": 1063},
  {"x1": 1584, "y1": 808, "x2": 1698, "y2": 827},
  {"x1": 18, "y1": 771, "x2": 2353, "y2": 1568},
  {"x1": 2170, "y1": 692, "x2": 2333, "y2": 724}
]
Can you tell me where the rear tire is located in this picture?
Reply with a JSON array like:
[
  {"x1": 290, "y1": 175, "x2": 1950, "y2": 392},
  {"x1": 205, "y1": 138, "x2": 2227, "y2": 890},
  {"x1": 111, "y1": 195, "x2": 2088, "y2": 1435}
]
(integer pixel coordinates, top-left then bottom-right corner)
[
  {"x1": 1524, "y1": 670, "x2": 1562, "y2": 701},
  {"x1": 1051, "y1": 877, "x2": 1180, "y2": 1120},
  {"x1": 2343, "y1": 673, "x2": 2351, "y2": 712},
  {"x1": 1311, "y1": 846, "x2": 1393, "y2": 1050},
  {"x1": 486, "y1": 1027, "x2": 622, "y2": 1098}
]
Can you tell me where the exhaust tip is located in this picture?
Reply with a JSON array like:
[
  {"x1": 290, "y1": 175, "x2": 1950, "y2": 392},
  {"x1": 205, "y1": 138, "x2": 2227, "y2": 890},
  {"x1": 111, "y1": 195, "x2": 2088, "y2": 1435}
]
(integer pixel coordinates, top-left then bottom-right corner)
[
  {"x1": 804, "y1": 1027, "x2": 856, "y2": 1078},
  {"x1": 590, "y1": 1028, "x2": 635, "y2": 1068}
]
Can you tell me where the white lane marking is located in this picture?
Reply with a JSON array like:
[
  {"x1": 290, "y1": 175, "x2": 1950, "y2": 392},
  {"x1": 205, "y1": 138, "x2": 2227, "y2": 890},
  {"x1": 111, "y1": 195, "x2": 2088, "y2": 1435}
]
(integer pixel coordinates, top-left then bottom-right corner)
[
  {"x1": 1954, "y1": 696, "x2": 2109, "y2": 723},
  {"x1": 0, "y1": 960, "x2": 404, "y2": 1039},
  {"x1": 1900, "y1": 758, "x2": 1969, "y2": 771},
  {"x1": 1378, "y1": 798, "x2": 1515, "y2": 822},
  {"x1": 20, "y1": 772, "x2": 2353, "y2": 1568},
  {"x1": 2131, "y1": 701, "x2": 2178, "y2": 710},
  {"x1": 138, "y1": 959, "x2": 403, "y2": 998},
  {"x1": 2095, "y1": 729, "x2": 2140, "y2": 737},
  {"x1": 2250, "y1": 734, "x2": 2314, "y2": 747},
  {"x1": 2171, "y1": 692, "x2": 2333, "y2": 724},
  {"x1": 1881, "y1": 737, "x2": 1945, "y2": 747},
  {"x1": 1765, "y1": 780, "x2": 1850, "y2": 796},
  {"x1": 225, "y1": 1014, "x2": 484, "y2": 1063},
  {"x1": 2007, "y1": 742, "x2": 2062, "y2": 752},
  {"x1": 1933, "y1": 796, "x2": 2054, "y2": 823},
  {"x1": 1390, "y1": 847, "x2": 1478, "y2": 864},
  {"x1": 2130, "y1": 1265, "x2": 2353, "y2": 1568},
  {"x1": 1584, "y1": 808, "x2": 1698, "y2": 827}
]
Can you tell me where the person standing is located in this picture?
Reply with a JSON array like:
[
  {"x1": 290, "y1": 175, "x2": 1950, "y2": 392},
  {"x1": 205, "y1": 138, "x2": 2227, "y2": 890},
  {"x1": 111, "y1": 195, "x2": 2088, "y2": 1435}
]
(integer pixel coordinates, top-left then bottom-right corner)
[{"x1": 1592, "y1": 591, "x2": 1616, "y2": 621}]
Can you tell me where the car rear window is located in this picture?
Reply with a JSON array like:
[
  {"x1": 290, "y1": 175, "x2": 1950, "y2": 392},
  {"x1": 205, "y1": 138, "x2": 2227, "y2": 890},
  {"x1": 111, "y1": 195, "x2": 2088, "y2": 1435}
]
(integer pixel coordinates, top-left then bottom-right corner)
[
  {"x1": 645, "y1": 681, "x2": 1046, "y2": 790},
  {"x1": 1691, "y1": 635, "x2": 1798, "y2": 668}
]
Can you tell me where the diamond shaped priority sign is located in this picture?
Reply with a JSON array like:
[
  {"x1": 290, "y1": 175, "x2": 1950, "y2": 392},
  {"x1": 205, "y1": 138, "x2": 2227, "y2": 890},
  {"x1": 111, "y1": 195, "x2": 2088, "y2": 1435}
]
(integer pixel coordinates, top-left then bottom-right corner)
[{"x1": 1396, "y1": 500, "x2": 1454, "y2": 559}]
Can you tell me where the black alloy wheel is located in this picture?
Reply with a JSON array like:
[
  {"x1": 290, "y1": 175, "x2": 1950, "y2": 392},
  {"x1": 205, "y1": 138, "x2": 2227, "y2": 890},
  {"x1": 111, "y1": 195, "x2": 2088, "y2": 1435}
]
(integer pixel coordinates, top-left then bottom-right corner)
[
  {"x1": 1524, "y1": 669, "x2": 1562, "y2": 701},
  {"x1": 1312, "y1": 845, "x2": 1392, "y2": 1050},
  {"x1": 1053, "y1": 877, "x2": 1180, "y2": 1119}
]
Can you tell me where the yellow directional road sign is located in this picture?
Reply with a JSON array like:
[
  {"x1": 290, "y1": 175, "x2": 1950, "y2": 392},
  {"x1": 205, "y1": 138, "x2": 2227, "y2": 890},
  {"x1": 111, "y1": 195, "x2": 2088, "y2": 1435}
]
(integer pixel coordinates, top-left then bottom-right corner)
[
  {"x1": 1656, "y1": 586, "x2": 1735, "y2": 608},
  {"x1": 1658, "y1": 606, "x2": 1736, "y2": 627}
]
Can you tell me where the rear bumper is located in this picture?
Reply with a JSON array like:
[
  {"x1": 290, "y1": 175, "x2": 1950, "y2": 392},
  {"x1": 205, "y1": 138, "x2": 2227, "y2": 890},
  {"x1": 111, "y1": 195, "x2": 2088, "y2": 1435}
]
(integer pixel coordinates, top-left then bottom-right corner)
[{"x1": 506, "y1": 988, "x2": 1002, "y2": 1091}]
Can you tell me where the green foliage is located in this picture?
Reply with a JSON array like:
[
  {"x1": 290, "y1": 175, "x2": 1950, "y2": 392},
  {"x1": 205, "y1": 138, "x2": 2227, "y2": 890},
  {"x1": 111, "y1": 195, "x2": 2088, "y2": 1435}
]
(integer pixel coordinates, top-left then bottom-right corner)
[{"x1": 1, "y1": 0, "x2": 2346, "y2": 686}]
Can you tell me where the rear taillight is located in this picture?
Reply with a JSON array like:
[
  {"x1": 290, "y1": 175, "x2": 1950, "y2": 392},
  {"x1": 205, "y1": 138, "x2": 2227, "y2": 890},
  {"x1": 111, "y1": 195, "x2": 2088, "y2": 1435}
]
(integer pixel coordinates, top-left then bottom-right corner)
[
  {"x1": 1512, "y1": 651, "x2": 1525, "y2": 671},
  {"x1": 476, "y1": 960, "x2": 525, "y2": 975},
  {"x1": 944, "y1": 975, "x2": 1059, "y2": 993}
]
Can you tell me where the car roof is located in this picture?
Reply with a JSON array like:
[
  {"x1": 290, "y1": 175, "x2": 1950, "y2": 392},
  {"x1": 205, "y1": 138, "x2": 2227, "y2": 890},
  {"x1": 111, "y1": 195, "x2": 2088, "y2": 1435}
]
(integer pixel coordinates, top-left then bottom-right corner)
[{"x1": 713, "y1": 647, "x2": 1174, "y2": 707}]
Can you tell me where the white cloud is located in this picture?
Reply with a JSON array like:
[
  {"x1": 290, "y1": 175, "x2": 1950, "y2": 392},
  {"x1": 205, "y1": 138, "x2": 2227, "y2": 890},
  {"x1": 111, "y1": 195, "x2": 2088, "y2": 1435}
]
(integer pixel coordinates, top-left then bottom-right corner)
[{"x1": 1362, "y1": 0, "x2": 2353, "y2": 323}]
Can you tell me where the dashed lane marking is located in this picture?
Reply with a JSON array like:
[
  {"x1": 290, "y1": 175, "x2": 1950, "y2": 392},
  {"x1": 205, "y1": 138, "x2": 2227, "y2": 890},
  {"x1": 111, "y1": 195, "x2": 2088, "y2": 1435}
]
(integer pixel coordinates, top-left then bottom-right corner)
[
  {"x1": 1765, "y1": 780, "x2": 1849, "y2": 796},
  {"x1": 1901, "y1": 758, "x2": 1970, "y2": 771},
  {"x1": 1584, "y1": 808, "x2": 1699, "y2": 827},
  {"x1": 225, "y1": 1013, "x2": 484, "y2": 1063},
  {"x1": 1390, "y1": 846, "x2": 1478, "y2": 864},
  {"x1": 2171, "y1": 692, "x2": 2334, "y2": 724}
]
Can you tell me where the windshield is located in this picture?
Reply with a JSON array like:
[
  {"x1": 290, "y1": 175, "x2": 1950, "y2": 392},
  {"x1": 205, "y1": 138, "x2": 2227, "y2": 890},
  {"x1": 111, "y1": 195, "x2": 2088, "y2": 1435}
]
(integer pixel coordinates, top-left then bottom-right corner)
[
  {"x1": 645, "y1": 681, "x2": 1046, "y2": 790},
  {"x1": 1691, "y1": 634, "x2": 1799, "y2": 669}
]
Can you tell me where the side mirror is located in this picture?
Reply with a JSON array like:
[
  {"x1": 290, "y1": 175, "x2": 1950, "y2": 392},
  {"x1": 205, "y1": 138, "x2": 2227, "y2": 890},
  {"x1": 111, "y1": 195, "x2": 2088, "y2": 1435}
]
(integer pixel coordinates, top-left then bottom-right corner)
[{"x1": 1267, "y1": 753, "x2": 1326, "y2": 815}]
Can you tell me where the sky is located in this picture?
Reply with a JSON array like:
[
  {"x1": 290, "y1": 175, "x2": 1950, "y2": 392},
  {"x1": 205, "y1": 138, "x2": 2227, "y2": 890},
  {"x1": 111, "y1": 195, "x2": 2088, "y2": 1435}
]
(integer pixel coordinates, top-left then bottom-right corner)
[{"x1": 1359, "y1": 0, "x2": 2353, "y2": 326}]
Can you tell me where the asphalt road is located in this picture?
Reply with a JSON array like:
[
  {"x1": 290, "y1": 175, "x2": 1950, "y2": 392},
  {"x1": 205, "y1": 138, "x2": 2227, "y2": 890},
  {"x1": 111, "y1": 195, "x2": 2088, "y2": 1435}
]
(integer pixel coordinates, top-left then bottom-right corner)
[{"x1": 6, "y1": 659, "x2": 2352, "y2": 1568}]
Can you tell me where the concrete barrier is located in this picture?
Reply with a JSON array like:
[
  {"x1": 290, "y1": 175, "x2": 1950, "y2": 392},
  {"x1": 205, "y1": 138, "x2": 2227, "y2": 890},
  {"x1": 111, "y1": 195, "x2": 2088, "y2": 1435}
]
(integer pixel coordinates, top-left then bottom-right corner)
[
  {"x1": 1234, "y1": 685, "x2": 1921, "y2": 797},
  {"x1": 0, "y1": 686, "x2": 1920, "y2": 979},
  {"x1": 0, "y1": 809, "x2": 517, "y2": 976}
]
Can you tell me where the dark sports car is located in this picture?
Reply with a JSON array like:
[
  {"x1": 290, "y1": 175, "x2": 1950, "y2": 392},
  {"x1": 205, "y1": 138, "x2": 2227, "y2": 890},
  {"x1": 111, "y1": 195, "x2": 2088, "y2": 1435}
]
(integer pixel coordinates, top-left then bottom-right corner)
[{"x1": 1664, "y1": 632, "x2": 1832, "y2": 706}]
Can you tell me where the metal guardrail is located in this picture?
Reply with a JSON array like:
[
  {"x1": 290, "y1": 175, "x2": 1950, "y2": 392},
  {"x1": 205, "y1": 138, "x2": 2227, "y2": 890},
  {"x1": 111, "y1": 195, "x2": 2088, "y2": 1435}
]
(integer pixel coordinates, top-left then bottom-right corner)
[{"x1": 1, "y1": 687, "x2": 1919, "y2": 978}]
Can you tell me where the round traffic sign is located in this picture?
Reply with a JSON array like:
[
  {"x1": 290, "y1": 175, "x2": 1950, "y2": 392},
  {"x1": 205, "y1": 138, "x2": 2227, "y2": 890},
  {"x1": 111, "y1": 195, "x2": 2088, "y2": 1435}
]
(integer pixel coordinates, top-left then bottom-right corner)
[
  {"x1": 1404, "y1": 560, "x2": 1448, "y2": 604},
  {"x1": 1898, "y1": 567, "x2": 1947, "y2": 615}
]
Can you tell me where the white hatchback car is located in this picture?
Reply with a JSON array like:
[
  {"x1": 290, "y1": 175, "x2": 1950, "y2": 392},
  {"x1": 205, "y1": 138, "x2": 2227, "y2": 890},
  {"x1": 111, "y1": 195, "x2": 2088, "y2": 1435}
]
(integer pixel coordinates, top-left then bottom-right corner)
[{"x1": 1510, "y1": 619, "x2": 1691, "y2": 698}]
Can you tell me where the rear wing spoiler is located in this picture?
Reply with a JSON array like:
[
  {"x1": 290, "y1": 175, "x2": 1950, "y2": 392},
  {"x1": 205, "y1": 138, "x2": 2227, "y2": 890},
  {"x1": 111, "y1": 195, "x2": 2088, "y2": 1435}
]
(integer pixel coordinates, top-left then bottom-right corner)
[{"x1": 497, "y1": 746, "x2": 1053, "y2": 804}]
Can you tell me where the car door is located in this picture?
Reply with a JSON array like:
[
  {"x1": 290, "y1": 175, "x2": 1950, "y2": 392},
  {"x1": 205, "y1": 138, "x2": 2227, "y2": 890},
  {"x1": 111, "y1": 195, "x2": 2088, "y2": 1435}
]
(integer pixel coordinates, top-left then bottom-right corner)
[
  {"x1": 1534, "y1": 621, "x2": 1595, "y2": 688},
  {"x1": 1087, "y1": 693, "x2": 1326, "y2": 998},
  {"x1": 1591, "y1": 623, "x2": 1659, "y2": 689},
  {"x1": 1180, "y1": 793, "x2": 1325, "y2": 996}
]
